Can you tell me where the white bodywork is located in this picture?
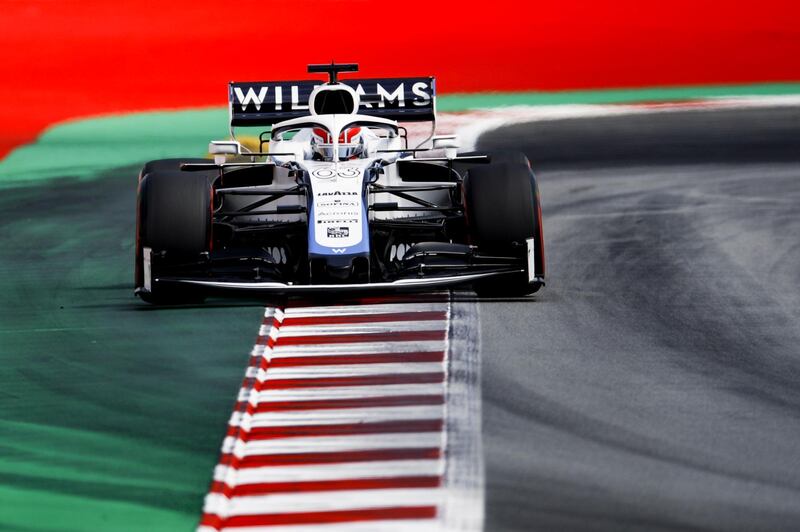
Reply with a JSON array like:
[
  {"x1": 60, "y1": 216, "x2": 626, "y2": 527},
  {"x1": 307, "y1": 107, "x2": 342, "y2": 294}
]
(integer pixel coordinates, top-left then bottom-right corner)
[
  {"x1": 223, "y1": 113, "x2": 451, "y2": 229},
  {"x1": 222, "y1": 83, "x2": 453, "y2": 258}
]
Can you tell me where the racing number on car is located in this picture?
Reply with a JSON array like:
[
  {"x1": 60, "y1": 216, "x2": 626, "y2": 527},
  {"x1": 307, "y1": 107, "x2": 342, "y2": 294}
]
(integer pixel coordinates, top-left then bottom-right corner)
[
  {"x1": 337, "y1": 168, "x2": 359, "y2": 178},
  {"x1": 312, "y1": 168, "x2": 336, "y2": 179},
  {"x1": 312, "y1": 168, "x2": 361, "y2": 179}
]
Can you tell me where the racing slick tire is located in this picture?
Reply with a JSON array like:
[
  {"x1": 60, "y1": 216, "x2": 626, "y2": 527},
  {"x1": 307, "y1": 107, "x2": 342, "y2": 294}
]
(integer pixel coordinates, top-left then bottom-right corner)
[
  {"x1": 464, "y1": 161, "x2": 545, "y2": 297},
  {"x1": 135, "y1": 170, "x2": 212, "y2": 304}
]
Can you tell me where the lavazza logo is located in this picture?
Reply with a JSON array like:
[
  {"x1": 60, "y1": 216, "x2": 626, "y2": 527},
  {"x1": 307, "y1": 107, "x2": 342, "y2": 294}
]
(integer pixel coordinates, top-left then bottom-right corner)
[{"x1": 233, "y1": 81, "x2": 433, "y2": 112}]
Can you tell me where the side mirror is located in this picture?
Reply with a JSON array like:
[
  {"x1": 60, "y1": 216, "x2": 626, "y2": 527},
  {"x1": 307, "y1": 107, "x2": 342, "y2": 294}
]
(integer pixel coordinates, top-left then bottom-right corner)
[
  {"x1": 209, "y1": 140, "x2": 242, "y2": 155},
  {"x1": 209, "y1": 140, "x2": 242, "y2": 165},
  {"x1": 432, "y1": 135, "x2": 459, "y2": 159}
]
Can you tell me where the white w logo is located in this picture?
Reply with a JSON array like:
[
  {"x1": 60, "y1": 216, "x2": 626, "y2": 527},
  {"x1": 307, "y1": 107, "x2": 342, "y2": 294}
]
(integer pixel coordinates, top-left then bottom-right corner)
[
  {"x1": 331, "y1": 248, "x2": 347, "y2": 254},
  {"x1": 234, "y1": 87, "x2": 269, "y2": 111}
]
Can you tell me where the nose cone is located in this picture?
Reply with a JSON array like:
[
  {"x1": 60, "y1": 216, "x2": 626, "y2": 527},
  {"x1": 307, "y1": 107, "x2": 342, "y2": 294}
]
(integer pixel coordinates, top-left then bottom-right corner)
[{"x1": 310, "y1": 254, "x2": 370, "y2": 283}]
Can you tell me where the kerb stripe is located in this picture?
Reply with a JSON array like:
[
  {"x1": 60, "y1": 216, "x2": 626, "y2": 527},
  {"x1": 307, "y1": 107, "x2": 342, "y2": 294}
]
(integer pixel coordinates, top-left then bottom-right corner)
[
  {"x1": 210, "y1": 476, "x2": 442, "y2": 497},
  {"x1": 200, "y1": 506, "x2": 438, "y2": 528}
]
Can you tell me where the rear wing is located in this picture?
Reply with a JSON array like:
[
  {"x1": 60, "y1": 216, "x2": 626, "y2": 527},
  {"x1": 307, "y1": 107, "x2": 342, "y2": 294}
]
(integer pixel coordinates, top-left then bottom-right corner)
[{"x1": 229, "y1": 77, "x2": 436, "y2": 127}]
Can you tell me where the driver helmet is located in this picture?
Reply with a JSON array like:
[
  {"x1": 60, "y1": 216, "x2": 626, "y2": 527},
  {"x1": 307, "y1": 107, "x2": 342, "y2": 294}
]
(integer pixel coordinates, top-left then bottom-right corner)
[{"x1": 311, "y1": 127, "x2": 364, "y2": 161}]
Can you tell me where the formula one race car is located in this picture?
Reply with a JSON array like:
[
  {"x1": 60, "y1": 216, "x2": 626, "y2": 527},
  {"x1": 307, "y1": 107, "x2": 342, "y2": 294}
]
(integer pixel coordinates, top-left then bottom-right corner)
[{"x1": 135, "y1": 63, "x2": 544, "y2": 303}]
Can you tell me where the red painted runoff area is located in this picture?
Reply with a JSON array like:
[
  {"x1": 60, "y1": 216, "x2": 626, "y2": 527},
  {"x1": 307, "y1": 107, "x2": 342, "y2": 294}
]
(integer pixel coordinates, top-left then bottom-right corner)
[{"x1": 0, "y1": 0, "x2": 798, "y2": 158}]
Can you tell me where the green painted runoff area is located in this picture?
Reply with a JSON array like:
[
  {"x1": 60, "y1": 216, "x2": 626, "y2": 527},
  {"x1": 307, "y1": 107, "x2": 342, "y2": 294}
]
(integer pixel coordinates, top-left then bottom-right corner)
[
  {"x1": 1, "y1": 82, "x2": 799, "y2": 530},
  {"x1": 0, "y1": 176, "x2": 268, "y2": 530}
]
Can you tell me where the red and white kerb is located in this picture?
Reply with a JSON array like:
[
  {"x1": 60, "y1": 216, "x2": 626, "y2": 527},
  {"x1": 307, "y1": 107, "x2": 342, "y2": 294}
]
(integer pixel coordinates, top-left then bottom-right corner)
[{"x1": 198, "y1": 296, "x2": 482, "y2": 531}]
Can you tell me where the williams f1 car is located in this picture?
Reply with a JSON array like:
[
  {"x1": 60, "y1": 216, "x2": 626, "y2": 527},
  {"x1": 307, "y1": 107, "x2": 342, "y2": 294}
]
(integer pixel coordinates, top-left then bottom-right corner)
[{"x1": 135, "y1": 63, "x2": 545, "y2": 303}]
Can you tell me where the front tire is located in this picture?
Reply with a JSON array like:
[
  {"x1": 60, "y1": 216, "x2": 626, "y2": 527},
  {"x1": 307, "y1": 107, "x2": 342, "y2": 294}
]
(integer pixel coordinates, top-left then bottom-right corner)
[
  {"x1": 464, "y1": 160, "x2": 545, "y2": 296},
  {"x1": 135, "y1": 170, "x2": 212, "y2": 304}
]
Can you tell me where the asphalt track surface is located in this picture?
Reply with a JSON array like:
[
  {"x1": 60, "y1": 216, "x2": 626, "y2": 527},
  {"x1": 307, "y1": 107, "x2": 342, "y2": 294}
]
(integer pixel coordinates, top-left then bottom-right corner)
[
  {"x1": 2, "y1": 106, "x2": 800, "y2": 531},
  {"x1": 478, "y1": 107, "x2": 800, "y2": 531}
]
